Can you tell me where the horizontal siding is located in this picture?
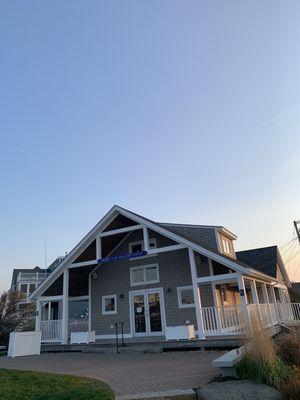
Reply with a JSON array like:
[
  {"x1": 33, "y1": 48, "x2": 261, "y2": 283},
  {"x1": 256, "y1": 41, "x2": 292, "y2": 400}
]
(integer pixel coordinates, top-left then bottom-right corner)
[{"x1": 91, "y1": 230, "x2": 197, "y2": 335}]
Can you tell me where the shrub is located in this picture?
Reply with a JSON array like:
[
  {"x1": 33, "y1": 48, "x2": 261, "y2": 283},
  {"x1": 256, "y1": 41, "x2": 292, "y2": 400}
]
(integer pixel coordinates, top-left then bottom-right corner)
[
  {"x1": 236, "y1": 354, "x2": 291, "y2": 391},
  {"x1": 276, "y1": 332, "x2": 300, "y2": 368}
]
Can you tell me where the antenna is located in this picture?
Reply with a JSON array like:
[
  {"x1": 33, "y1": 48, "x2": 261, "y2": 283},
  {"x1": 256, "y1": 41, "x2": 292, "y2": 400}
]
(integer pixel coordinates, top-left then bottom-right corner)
[
  {"x1": 293, "y1": 221, "x2": 300, "y2": 245},
  {"x1": 44, "y1": 236, "x2": 47, "y2": 277}
]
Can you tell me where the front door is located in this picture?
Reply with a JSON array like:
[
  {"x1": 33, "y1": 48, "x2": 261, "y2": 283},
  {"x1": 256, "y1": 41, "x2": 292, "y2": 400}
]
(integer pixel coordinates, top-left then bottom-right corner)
[{"x1": 131, "y1": 289, "x2": 164, "y2": 336}]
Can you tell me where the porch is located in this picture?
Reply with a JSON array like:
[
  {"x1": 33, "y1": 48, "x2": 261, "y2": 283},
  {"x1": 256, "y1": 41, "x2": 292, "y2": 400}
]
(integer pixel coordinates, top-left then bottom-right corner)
[{"x1": 38, "y1": 300, "x2": 300, "y2": 343}]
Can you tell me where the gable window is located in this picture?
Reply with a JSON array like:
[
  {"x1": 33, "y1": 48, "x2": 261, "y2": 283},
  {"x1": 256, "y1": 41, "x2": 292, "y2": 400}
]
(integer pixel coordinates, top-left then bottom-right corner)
[
  {"x1": 129, "y1": 238, "x2": 157, "y2": 255},
  {"x1": 130, "y1": 264, "x2": 159, "y2": 286},
  {"x1": 102, "y1": 295, "x2": 117, "y2": 315},
  {"x1": 222, "y1": 238, "x2": 232, "y2": 255},
  {"x1": 177, "y1": 286, "x2": 195, "y2": 308}
]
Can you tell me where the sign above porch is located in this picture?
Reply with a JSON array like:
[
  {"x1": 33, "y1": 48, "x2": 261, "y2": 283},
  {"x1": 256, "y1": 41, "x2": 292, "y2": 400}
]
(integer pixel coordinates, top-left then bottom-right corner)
[{"x1": 97, "y1": 251, "x2": 148, "y2": 264}]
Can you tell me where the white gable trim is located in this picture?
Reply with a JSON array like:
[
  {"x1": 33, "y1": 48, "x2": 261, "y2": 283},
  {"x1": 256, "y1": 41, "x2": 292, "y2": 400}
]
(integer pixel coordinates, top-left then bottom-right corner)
[{"x1": 30, "y1": 205, "x2": 276, "y2": 299}]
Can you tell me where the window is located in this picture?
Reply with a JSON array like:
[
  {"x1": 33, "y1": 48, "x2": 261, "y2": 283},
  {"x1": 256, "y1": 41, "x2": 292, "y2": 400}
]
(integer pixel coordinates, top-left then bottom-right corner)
[
  {"x1": 177, "y1": 286, "x2": 195, "y2": 308},
  {"x1": 129, "y1": 238, "x2": 157, "y2": 256},
  {"x1": 29, "y1": 284, "x2": 36, "y2": 294},
  {"x1": 222, "y1": 238, "x2": 232, "y2": 254},
  {"x1": 20, "y1": 284, "x2": 27, "y2": 293},
  {"x1": 102, "y1": 295, "x2": 117, "y2": 315},
  {"x1": 130, "y1": 264, "x2": 159, "y2": 286}
]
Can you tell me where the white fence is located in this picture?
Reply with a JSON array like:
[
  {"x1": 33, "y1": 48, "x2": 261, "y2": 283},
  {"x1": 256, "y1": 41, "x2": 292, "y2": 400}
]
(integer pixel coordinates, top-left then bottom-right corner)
[
  {"x1": 40, "y1": 320, "x2": 62, "y2": 342},
  {"x1": 200, "y1": 302, "x2": 300, "y2": 336}
]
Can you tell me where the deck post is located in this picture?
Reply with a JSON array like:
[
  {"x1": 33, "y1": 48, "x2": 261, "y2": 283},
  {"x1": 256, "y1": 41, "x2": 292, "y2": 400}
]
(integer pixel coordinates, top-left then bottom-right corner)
[
  {"x1": 62, "y1": 269, "x2": 69, "y2": 344},
  {"x1": 188, "y1": 248, "x2": 205, "y2": 339},
  {"x1": 143, "y1": 226, "x2": 149, "y2": 252},
  {"x1": 237, "y1": 274, "x2": 251, "y2": 331},
  {"x1": 35, "y1": 300, "x2": 41, "y2": 332},
  {"x1": 262, "y1": 283, "x2": 273, "y2": 326}
]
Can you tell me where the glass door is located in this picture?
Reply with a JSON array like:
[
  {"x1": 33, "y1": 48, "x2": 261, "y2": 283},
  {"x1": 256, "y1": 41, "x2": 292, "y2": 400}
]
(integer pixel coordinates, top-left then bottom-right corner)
[
  {"x1": 148, "y1": 292, "x2": 162, "y2": 333},
  {"x1": 132, "y1": 290, "x2": 164, "y2": 336},
  {"x1": 133, "y1": 294, "x2": 147, "y2": 334}
]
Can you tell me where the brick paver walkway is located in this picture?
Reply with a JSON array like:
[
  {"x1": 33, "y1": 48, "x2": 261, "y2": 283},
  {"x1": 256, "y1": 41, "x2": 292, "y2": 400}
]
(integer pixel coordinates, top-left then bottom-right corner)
[{"x1": 0, "y1": 351, "x2": 221, "y2": 395}]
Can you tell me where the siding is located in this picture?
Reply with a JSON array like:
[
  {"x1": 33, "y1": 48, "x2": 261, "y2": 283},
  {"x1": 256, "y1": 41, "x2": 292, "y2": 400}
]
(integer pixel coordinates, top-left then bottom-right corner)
[{"x1": 91, "y1": 230, "x2": 197, "y2": 335}]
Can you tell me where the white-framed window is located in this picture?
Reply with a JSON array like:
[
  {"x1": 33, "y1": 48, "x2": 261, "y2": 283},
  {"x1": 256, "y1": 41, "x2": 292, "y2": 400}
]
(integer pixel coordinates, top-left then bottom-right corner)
[
  {"x1": 130, "y1": 264, "x2": 159, "y2": 286},
  {"x1": 129, "y1": 238, "x2": 157, "y2": 254},
  {"x1": 177, "y1": 286, "x2": 195, "y2": 308},
  {"x1": 102, "y1": 294, "x2": 117, "y2": 315},
  {"x1": 222, "y1": 238, "x2": 232, "y2": 255}
]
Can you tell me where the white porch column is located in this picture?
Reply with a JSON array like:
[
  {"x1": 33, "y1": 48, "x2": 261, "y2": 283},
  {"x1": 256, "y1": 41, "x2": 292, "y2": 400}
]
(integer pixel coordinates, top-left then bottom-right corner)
[
  {"x1": 62, "y1": 269, "x2": 69, "y2": 344},
  {"x1": 35, "y1": 300, "x2": 41, "y2": 332},
  {"x1": 188, "y1": 248, "x2": 205, "y2": 339},
  {"x1": 262, "y1": 283, "x2": 273, "y2": 326},
  {"x1": 237, "y1": 274, "x2": 251, "y2": 330},
  {"x1": 250, "y1": 280, "x2": 259, "y2": 304}
]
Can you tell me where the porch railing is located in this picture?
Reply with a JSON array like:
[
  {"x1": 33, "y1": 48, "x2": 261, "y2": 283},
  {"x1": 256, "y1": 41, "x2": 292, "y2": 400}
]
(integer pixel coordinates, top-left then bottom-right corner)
[
  {"x1": 200, "y1": 302, "x2": 300, "y2": 336},
  {"x1": 40, "y1": 320, "x2": 62, "y2": 342},
  {"x1": 200, "y1": 305, "x2": 246, "y2": 335}
]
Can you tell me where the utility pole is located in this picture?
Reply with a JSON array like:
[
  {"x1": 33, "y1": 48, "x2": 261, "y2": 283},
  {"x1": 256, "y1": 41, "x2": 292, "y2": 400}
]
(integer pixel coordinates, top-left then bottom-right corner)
[{"x1": 293, "y1": 221, "x2": 300, "y2": 245}]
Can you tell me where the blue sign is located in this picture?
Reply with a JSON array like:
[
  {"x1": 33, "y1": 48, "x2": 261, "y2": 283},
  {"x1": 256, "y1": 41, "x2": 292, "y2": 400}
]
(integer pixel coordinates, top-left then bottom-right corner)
[{"x1": 97, "y1": 251, "x2": 148, "y2": 264}]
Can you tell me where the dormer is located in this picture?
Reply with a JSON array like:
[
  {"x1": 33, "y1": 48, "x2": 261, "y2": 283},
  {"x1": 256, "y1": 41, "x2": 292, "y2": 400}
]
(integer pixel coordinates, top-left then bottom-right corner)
[{"x1": 217, "y1": 228, "x2": 237, "y2": 258}]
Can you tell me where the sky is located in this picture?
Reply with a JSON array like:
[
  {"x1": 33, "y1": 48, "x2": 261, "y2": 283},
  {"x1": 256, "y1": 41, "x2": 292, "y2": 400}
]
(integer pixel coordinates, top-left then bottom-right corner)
[{"x1": 1, "y1": 1, "x2": 300, "y2": 292}]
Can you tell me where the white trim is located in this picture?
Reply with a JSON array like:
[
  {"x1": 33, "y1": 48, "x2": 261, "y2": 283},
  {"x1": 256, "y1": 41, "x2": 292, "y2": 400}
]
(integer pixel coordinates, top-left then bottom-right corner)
[
  {"x1": 68, "y1": 260, "x2": 98, "y2": 268},
  {"x1": 130, "y1": 264, "x2": 160, "y2": 287},
  {"x1": 147, "y1": 244, "x2": 186, "y2": 255},
  {"x1": 30, "y1": 205, "x2": 276, "y2": 300},
  {"x1": 129, "y1": 287, "x2": 166, "y2": 337},
  {"x1": 197, "y1": 273, "x2": 238, "y2": 284},
  {"x1": 95, "y1": 333, "x2": 133, "y2": 340},
  {"x1": 143, "y1": 227, "x2": 149, "y2": 252},
  {"x1": 68, "y1": 295, "x2": 89, "y2": 301},
  {"x1": 88, "y1": 273, "x2": 92, "y2": 332},
  {"x1": 39, "y1": 295, "x2": 64, "y2": 301},
  {"x1": 188, "y1": 248, "x2": 205, "y2": 340},
  {"x1": 99, "y1": 224, "x2": 142, "y2": 238},
  {"x1": 177, "y1": 286, "x2": 195, "y2": 308},
  {"x1": 96, "y1": 237, "x2": 102, "y2": 260},
  {"x1": 102, "y1": 294, "x2": 117, "y2": 315},
  {"x1": 128, "y1": 238, "x2": 157, "y2": 259},
  {"x1": 62, "y1": 269, "x2": 69, "y2": 344}
]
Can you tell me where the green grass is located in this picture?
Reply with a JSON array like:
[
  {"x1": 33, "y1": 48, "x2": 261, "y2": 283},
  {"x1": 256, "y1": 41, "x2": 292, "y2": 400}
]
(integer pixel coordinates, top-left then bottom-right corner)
[{"x1": 0, "y1": 369, "x2": 115, "y2": 400}]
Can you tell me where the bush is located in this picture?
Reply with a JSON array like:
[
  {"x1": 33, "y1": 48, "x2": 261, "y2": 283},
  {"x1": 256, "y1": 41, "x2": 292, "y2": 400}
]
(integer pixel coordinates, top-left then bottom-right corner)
[
  {"x1": 236, "y1": 354, "x2": 291, "y2": 391},
  {"x1": 276, "y1": 333, "x2": 300, "y2": 368}
]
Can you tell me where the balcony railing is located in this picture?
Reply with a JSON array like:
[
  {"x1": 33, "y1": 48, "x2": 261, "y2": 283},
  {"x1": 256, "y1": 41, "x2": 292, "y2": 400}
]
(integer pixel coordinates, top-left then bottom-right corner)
[{"x1": 17, "y1": 272, "x2": 49, "y2": 283}]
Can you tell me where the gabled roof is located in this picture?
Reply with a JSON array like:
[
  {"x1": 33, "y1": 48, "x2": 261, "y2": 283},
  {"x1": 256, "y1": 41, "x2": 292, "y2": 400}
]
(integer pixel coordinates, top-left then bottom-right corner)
[
  {"x1": 158, "y1": 224, "x2": 219, "y2": 251},
  {"x1": 236, "y1": 246, "x2": 291, "y2": 287},
  {"x1": 30, "y1": 205, "x2": 278, "y2": 299}
]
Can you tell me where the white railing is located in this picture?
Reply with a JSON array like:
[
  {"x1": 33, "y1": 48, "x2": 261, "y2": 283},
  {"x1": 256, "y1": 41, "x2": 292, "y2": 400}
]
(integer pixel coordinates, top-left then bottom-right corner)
[
  {"x1": 18, "y1": 272, "x2": 49, "y2": 282},
  {"x1": 40, "y1": 320, "x2": 62, "y2": 342},
  {"x1": 200, "y1": 302, "x2": 300, "y2": 336},
  {"x1": 200, "y1": 305, "x2": 246, "y2": 335}
]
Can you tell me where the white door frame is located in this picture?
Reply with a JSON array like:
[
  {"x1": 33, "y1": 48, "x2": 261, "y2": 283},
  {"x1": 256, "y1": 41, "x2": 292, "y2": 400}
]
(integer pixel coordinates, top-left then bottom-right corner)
[{"x1": 129, "y1": 287, "x2": 166, "y2": 337}]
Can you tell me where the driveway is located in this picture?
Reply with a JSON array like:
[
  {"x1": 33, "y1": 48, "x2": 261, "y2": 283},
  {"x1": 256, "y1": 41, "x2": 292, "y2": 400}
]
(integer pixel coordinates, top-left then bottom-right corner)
[{"x1": 0, "y1": 351, "x2": 221, "y2": 395}]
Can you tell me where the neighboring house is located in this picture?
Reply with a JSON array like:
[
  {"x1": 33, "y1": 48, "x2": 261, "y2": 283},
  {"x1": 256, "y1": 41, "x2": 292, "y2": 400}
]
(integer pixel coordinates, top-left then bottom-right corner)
[
  {"x1": 10, "y1": 257, "x2": 64, "y2": 304},
  {"x1": 29, "y1": 205, "x2": 297, "y2": 344},
  {"x1": 10, "y1": 266, "x2": 48, "y2": 303}
]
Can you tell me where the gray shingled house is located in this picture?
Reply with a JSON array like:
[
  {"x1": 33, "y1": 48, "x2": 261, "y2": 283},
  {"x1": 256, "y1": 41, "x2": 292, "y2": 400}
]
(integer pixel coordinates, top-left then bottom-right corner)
[{"x1": 29, "y1": 205, "x2": 296, "y2": 344}]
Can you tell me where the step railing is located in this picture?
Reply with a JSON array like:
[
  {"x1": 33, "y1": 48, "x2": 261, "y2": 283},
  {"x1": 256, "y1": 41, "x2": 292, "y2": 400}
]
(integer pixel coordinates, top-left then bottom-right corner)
[{"x1": 40, "y1": 319, "x2": 62, "y2": 342}]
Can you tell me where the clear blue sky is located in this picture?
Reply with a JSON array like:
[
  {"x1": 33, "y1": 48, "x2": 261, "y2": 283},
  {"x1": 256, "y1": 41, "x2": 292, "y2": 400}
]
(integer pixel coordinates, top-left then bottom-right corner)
[{"x1": 1, "y1": 1, "x2": 300, "y2": 291}]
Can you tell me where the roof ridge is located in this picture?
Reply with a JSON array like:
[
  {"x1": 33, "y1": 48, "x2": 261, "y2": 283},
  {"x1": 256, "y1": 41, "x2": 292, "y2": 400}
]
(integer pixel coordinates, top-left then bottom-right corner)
[{"x1": 237, "y1": 245, "x2": 278, "y2": 253}]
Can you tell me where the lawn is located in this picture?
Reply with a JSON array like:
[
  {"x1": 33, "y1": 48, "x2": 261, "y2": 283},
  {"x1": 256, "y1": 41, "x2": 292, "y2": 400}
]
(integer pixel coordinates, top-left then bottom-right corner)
[{"x1": 0, "y1": 369, "x2": 115, "y2": 400}]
